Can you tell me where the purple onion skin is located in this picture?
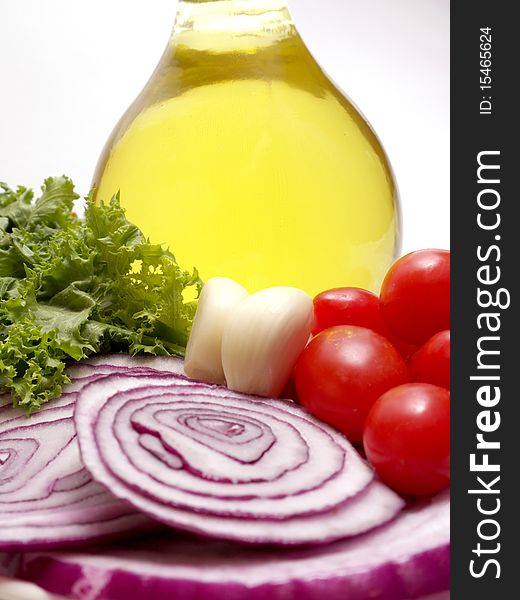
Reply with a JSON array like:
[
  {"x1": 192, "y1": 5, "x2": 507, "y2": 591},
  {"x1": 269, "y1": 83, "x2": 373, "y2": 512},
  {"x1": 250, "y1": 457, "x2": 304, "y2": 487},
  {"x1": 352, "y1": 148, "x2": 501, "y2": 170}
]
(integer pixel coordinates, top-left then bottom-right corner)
[
  {"x1": 18, "y1": 543, "x2": 448, "y2": 600},
  {"x1": 0, "y1": 553, "x2": 19, "y2": 578},
  {"x1": 16, "y1": 491, "x2": 449, "y2": 600}
]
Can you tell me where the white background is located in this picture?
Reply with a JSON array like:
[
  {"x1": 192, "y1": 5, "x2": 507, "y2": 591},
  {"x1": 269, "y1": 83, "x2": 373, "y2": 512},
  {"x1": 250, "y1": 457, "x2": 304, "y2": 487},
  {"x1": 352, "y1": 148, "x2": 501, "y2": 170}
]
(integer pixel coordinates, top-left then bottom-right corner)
[{"x1": 0, "y1": 0, "x2": 449, "y2": 254}]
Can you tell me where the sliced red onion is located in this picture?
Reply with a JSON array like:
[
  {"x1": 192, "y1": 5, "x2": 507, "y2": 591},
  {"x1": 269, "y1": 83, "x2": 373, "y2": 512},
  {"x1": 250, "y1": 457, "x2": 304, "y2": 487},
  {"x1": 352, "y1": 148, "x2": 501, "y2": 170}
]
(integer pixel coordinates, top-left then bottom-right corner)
[
  {"x1": 75, "y1": 373, "x2": 404, "y2": 545},
  {"x1": 17, "y1": 492, "x2": 449, "y2": 600},
  {"x1": 0, "y1": 377, "x2": 154, "y2": 551},
  {"x1": 0, "y1": 553, "x2": 19, "y2": 579},
  {"x1": 0, "y1": 355, "x2": 206, "y2": 550},
  {"x1": 67, "y1": 354, "x2": 186, "y2": 379}
]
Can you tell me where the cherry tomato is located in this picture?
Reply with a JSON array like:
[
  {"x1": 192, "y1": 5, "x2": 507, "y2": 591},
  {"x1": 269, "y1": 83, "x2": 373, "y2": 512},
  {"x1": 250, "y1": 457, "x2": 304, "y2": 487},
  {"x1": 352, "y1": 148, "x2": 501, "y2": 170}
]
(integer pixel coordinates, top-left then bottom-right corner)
[
  {"x1": 294, "y1": 326, "x2": 409, "y2": 443},
  {"x1": 380, "y1": 249, "x2": 450, "y2": 346},
  {"x1": 312, "y1": 288, "x2": 386, "y2": 335},
  {"x1": 383, "y1": 332, "x2": 418, "y2": 361},
  {"x1": 409, "y1": 330, "x2": 450, "y2": 390},
  {"x1": 312, "y1": 287, "x2": 418, "y2": 359},
  {"x1": 363, "y1": 383, "x2": 450, "y2": 496}
]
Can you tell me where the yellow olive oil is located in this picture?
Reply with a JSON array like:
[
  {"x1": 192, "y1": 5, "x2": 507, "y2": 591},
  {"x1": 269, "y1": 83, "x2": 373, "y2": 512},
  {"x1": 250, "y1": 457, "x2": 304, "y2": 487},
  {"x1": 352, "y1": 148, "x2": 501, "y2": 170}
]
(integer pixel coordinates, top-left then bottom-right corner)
[{"x1": 94, "y1": 0, "x2": 399, "y2": 296}]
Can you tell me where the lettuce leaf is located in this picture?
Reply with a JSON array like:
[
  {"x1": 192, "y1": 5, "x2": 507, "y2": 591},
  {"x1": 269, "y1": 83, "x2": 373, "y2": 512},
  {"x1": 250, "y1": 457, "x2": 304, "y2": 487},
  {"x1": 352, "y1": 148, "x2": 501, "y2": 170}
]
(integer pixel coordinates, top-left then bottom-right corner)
[{"x1": 0, "y1": 177, "x2": 201, "y2": 412}]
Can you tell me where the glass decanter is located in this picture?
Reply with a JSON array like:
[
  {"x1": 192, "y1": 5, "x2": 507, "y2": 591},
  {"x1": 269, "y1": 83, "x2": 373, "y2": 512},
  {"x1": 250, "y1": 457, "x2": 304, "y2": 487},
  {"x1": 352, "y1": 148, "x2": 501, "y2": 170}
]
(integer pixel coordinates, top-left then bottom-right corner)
[{"x1": 93, "y1": 0, "x2": 400, "y2": 296}]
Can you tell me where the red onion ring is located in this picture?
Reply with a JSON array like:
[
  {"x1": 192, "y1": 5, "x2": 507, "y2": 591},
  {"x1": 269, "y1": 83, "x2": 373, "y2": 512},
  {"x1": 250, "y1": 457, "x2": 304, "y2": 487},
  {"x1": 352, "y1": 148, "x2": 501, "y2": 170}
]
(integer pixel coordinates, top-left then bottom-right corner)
[
  {"x1": 16, "y1": 492, "x2": 449, "y2": 600},
  {"x1": 75, "y1": 372, "x2": 404, "y2": 545},
  {"x1": 0, "y1": 376, "x2": 155, "y2": 551}
]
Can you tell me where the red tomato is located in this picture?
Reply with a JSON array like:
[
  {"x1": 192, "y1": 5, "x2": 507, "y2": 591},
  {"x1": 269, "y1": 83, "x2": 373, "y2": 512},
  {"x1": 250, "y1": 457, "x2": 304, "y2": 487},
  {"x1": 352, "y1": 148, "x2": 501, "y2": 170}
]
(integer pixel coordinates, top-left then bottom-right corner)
[
  {"x1": 363, "y1": 383, "x2": 450, "y2": 496},
  {"x1": 312, "y1": 288, "x2": 386, "y2": 335},
  {"x1": 384, "y1": 333, "x2": 418, "y2": 361},
  {"x1": 294, "y1": 326, "x2": 409, "y2": 443},
  {"x1": 409, "y1": 330, "x2": 450, "y2": 390},
  {"x1": 312, "y1": 287, "x2": 418, "y2": 359},
  {"x1": 380, "y1": 249, "x2": 450, "y2": 346}
]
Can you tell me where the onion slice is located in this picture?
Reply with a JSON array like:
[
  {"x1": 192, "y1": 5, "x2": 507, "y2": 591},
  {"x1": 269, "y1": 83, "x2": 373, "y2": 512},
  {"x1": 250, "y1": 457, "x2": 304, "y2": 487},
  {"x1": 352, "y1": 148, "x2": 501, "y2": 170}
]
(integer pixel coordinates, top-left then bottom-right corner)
[
  {"x1": 66, "y1": 354, "x2": 186, "y2": 379},
  {"x1": 17, "y1": 492, "x2": 449, "y2": 600},
  {"x1": 0, "y1": 377, "x2": 155, "y2": 551},
  {"x1": 0, "y1": 354, "x2": 204, "y2": 550},
  {"x1": 75, "y1": 373, "x2": 404, "y2": 546}
]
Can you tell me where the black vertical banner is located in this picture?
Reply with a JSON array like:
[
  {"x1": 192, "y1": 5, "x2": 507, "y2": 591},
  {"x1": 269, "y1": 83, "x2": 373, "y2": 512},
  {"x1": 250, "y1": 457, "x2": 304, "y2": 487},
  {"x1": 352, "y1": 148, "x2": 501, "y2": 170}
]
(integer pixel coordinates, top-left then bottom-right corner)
[{"x1": 451, "y1": 2, "x2": 517, "y2": 599}]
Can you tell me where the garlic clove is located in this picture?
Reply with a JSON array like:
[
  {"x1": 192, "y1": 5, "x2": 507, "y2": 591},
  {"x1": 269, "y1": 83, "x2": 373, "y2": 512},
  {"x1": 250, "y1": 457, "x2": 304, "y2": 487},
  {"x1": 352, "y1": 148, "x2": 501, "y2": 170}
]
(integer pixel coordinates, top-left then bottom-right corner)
[
  {"x1": 222, "y1": 287, "x2": 313, "y2": 397},
  {"x1": 185, "y1": 277, "x2": 249, "y2": 384}
]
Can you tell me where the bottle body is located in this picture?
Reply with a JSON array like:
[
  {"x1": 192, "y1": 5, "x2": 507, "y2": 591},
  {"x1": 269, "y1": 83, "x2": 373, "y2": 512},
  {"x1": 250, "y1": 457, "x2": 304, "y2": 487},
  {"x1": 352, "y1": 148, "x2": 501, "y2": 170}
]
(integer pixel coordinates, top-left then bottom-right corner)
[{"x1": 94, "y1": 0, "x2": 400, "y2": 296}]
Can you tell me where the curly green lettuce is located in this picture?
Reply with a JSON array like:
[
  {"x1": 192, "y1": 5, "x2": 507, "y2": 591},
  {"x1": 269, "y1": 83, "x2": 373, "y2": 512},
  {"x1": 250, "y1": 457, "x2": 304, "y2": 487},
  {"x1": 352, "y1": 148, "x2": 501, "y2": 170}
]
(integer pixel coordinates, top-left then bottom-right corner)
[{"x1": 0, "y1": 176, "x2": 201, "y2": 412}]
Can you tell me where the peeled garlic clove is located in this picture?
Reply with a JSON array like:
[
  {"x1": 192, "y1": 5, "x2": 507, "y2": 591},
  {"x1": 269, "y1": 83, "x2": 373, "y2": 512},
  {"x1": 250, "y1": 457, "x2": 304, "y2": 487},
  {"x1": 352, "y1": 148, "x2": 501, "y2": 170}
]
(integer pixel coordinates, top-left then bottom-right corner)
[
  {"x1": 222, "y1": 287, "x2": 313, "y2": 397},
  {"x1": 185, "y1": 277, "x2": 249, "y2": 384}
]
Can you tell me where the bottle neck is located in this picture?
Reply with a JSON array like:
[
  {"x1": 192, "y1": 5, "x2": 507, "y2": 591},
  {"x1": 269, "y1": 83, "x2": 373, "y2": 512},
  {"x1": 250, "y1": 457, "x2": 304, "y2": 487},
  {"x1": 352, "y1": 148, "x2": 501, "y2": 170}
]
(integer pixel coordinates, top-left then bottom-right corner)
[{"x1": 172, "y1": 0, "x2": 296, "y2": 52}]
